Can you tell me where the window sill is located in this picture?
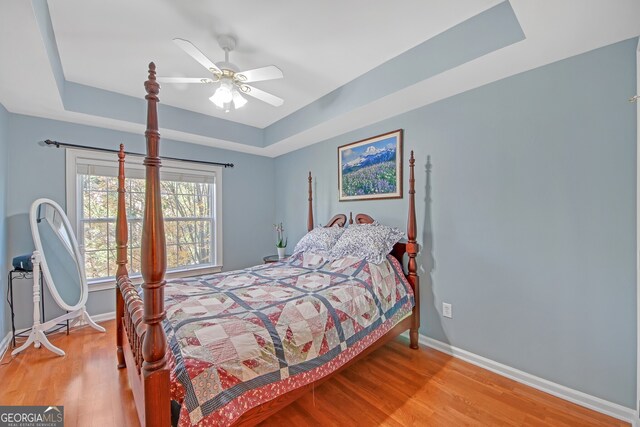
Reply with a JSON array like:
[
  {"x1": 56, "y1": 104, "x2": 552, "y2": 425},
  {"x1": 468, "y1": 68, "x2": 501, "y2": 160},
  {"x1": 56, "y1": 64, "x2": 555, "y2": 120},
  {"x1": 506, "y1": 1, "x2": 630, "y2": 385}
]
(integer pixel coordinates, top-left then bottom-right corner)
[{"x1": 87, "y1": 265, "x2": 224, "y2": 293}]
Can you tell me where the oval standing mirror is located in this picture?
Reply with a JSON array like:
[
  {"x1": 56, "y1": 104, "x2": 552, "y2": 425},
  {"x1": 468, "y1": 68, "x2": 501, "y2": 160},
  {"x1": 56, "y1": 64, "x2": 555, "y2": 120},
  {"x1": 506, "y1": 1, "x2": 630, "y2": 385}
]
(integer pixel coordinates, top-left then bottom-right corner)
[
  {"x1": 31, "y1": 199, "x2": 86, "y2": 311},
  {"x1": 12, "y1": 198, "x2": 105, "y2": 357}
]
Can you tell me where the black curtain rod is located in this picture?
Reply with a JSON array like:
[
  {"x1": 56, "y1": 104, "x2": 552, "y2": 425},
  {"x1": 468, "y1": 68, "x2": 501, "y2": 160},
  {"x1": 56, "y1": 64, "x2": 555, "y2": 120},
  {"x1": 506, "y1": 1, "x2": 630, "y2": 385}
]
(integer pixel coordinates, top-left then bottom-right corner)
[{"x1": 41, "y1": 139, "x2": 235, "y2": 168}]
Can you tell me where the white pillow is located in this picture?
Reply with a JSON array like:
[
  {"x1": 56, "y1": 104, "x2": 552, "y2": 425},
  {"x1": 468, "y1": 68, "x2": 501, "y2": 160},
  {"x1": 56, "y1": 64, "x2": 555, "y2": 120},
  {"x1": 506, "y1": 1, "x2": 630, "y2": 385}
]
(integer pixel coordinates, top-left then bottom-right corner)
[
  {"x1": 293, "y1": 225, "x2": 345, "y2": 256},
  {"x1": 329, "y1": 223, "x2": 405, "y2": 264}
]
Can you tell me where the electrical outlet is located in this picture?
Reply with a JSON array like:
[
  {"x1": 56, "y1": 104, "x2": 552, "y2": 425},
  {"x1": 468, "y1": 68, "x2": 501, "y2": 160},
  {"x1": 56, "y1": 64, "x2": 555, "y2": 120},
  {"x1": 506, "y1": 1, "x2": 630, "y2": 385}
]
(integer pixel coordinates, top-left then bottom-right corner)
[{"x1": 442, "y1": 302, "x2": 452, "y2": 318}]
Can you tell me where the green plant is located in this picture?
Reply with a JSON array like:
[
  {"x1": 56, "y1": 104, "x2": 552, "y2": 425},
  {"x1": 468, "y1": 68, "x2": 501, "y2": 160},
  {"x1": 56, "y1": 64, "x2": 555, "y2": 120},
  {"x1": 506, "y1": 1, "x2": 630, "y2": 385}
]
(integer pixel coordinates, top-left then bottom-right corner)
[{"x1": 274, "y1": 222, "x2": 287, "y2": 248}]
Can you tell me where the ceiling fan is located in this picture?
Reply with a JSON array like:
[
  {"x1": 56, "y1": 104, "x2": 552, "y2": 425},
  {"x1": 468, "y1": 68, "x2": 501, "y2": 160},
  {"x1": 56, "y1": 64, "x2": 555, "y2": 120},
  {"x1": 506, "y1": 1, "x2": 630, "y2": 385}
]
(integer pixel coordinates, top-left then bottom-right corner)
[{"x1": 158, "y1": 35, "x2": 284, "y2": 112}]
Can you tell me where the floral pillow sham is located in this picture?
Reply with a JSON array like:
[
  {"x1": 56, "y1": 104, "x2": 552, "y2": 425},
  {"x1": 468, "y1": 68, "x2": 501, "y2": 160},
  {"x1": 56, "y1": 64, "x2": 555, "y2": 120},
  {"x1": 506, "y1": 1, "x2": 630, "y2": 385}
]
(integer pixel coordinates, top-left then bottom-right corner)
[
  {"x1": 293, "y1": 225, "x2": 345, "y2": 256},
  {"x1": 329, "y1": 222, "x2": 405, "y2": 264}
]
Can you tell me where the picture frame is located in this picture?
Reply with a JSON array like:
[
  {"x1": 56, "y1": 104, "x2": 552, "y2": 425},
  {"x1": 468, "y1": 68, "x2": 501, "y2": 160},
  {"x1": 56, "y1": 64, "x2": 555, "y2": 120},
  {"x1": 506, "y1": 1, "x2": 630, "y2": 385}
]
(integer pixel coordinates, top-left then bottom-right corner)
[{"x1": 338, "y1": 129, "x2": 403, "y2": 201}]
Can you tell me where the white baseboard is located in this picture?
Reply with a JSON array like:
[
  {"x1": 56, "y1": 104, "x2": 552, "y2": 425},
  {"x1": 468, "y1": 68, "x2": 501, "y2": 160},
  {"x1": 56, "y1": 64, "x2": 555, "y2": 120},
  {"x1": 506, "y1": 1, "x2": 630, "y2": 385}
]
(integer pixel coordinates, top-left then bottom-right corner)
[
  {"x1": 418, "y1": 334, "x2": 637, "y2": 424},
  {"x1": 0, "y1": 332, "x2": 11, "y2": 361},
  {"x1": 77, "y1": 311, "x2": 116, "y2": 326}
]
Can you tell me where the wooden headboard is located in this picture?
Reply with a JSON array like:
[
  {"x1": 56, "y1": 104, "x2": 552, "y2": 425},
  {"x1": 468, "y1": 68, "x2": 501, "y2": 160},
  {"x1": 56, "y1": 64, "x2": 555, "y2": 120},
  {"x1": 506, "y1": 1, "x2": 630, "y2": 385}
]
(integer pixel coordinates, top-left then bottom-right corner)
[{"x1": 349, "y1": 213, "x2": 375, "y2": 225}]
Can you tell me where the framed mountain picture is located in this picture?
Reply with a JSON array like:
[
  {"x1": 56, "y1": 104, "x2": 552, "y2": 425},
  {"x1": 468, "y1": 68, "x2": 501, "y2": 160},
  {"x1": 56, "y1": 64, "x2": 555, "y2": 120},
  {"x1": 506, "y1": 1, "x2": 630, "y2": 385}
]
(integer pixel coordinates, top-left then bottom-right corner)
[{"x1": 338, "y1": 129, "x2": 403, "y2": 201}]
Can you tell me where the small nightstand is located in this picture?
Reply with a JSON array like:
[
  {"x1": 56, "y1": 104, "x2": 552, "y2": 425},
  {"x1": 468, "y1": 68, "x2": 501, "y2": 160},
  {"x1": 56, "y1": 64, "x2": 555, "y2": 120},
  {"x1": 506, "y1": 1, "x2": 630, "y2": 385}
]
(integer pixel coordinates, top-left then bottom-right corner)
[
  {"x1": 7, "y1": 268, "x2": 69, "y2": 348},
  {"x1": 263, "y1": 254, "x2": 290, "y2": 264}
]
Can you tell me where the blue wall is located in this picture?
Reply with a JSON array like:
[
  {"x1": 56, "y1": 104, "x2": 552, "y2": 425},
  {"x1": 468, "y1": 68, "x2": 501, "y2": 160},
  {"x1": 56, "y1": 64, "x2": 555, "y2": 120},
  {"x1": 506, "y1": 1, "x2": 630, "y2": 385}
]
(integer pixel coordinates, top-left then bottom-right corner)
[
  {"x1": 5, "y1": 114, "x2": 275, "y2": 331},
  {"x1": 274, "y1": 39, "x2": 637, "y2": 408},
  {"x1": 0, "y1": 104, "x2": 8, "y2": 342}
]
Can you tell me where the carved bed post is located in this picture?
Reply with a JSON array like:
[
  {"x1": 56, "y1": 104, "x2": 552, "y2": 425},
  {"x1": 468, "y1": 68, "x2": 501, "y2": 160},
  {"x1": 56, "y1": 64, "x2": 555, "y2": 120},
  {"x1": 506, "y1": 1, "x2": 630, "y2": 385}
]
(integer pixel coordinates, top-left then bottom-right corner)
[
  {"x1": 141, "y1": 62, "x2": 171, "y2": 426},
  {"x1": 407, "y1": 151, "x2": 420, "y2": 349},
  {"x1": 307, "y1": 171, "x2": 313, "y2": 232},
  {"x1": 116, "y1": 144, "x2": 127, "y2": 369}
]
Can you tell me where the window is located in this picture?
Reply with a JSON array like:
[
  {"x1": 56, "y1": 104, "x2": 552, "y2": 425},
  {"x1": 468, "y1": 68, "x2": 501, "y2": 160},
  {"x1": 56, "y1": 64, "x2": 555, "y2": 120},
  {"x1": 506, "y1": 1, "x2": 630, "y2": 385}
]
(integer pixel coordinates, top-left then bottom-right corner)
[{"x1": 66, "y1": 149, "x2": 223, "y2": 289}]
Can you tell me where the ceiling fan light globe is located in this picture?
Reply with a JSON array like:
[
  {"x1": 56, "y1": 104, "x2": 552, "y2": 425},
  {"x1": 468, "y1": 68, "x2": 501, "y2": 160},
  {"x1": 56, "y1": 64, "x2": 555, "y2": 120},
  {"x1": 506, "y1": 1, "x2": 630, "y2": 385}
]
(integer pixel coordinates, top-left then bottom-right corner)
[
  {"x1": 219, "y1": 87, "x2": 233, "y2": 103},
  {"x1": 233, "y1": 91, "x2": 248, "y2": 109},
  {"x1": 209, "y1": 92, "x2": 225, "y2": 109},
  {"x1": 210, "y1": 82, "x2": 233, "y2": 107}
]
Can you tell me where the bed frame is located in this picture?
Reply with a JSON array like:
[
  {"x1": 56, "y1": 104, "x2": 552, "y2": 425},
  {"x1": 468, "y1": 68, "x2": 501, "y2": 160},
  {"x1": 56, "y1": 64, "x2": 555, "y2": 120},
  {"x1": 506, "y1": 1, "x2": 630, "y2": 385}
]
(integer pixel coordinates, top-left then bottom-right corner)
[{"x1": 115, "y1": 63, "x2": 420, "y2": 426}]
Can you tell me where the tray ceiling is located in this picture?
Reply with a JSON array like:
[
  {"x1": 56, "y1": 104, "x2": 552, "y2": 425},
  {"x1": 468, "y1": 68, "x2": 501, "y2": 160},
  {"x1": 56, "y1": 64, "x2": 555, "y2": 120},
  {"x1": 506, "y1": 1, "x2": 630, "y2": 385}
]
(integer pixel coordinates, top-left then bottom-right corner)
[{"x1": 0, "y1": 1, "x2": 638, "y2": 156}]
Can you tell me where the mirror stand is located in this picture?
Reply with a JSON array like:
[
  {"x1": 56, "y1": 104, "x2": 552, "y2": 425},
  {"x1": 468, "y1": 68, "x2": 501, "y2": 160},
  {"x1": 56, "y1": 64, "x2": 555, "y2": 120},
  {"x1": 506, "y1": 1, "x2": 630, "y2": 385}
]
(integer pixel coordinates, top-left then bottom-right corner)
[
  {"x1": 12, "y1": 251, "x2": 106, "y2": 357},
  {"x1": 13, "y1": 198, "x2": 107, "y2": 358}
]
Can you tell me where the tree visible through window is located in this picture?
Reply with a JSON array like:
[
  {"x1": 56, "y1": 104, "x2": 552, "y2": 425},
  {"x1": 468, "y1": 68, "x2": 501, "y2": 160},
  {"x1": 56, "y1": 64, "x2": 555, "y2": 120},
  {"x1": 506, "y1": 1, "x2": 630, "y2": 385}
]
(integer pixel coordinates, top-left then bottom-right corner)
[{"x1": 79, "y1": 174, "x2": 214, "y2": 280}]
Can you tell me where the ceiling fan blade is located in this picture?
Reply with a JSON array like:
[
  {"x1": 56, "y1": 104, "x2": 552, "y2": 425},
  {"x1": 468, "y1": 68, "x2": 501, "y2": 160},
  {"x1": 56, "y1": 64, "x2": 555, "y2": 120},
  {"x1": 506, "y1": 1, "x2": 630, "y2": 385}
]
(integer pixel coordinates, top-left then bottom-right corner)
[
  {"x1": 241, "y1": 85, "x2": 284, "y2": 107},
  {"x1": 173, "y1": 38, "x2": 222, "y2": 74},
  {"x1": 235, "y1": 65, "x2": 283, "y2": 83},
  {"x1": 157, "y1": 77, "x2": 215, "y2": 84}
]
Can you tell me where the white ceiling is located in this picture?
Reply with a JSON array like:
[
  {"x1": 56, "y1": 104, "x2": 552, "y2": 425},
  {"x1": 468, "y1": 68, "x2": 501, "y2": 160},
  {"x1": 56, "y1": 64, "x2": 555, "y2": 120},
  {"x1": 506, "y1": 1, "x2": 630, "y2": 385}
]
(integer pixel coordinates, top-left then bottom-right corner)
[{"x1": 0, "y1": 1, "x2": 639, "y2": 157}]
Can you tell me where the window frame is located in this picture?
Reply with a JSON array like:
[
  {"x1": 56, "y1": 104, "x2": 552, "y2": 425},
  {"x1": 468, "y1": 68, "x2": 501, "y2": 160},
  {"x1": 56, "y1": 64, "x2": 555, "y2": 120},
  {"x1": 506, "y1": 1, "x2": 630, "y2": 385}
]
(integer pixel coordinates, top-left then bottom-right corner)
[{"x1": 66, "y1": 148, "x2": 223, "y2": 292}]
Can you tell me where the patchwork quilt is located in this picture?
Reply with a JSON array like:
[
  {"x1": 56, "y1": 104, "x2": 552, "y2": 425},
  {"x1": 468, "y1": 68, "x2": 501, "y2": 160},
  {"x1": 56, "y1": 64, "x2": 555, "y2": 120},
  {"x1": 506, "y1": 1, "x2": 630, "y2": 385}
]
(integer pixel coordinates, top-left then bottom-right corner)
[{"x1": 163, "y1": 252, "x2": 415, "y2": 426}]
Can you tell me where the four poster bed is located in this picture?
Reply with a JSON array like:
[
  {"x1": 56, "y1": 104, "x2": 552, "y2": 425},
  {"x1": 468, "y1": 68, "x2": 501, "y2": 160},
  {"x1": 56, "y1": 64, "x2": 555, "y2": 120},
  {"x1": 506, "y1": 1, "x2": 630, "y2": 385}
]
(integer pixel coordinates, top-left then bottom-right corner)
[{"x1": 115, "y1": 63, "x2": 420, "y2": 426}]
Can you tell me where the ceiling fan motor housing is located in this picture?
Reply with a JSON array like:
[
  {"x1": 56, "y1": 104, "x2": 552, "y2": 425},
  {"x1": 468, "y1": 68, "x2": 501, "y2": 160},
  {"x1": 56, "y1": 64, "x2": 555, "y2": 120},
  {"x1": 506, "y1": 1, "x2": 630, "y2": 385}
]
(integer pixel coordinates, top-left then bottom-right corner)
[
  {"x1": 216, "y1": 62, "x2": 239, "y2": 73},
  {"x1": 216, "y1": 35, "x2": 240, "y2": 75}
]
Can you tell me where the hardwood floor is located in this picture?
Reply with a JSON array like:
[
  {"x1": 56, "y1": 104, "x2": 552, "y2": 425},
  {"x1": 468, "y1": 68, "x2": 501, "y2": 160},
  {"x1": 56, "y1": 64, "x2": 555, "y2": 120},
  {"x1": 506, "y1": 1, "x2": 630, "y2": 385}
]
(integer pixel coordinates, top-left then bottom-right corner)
[{"x1": 0, "y1": 320, "x2": 628, "y2": 426}]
